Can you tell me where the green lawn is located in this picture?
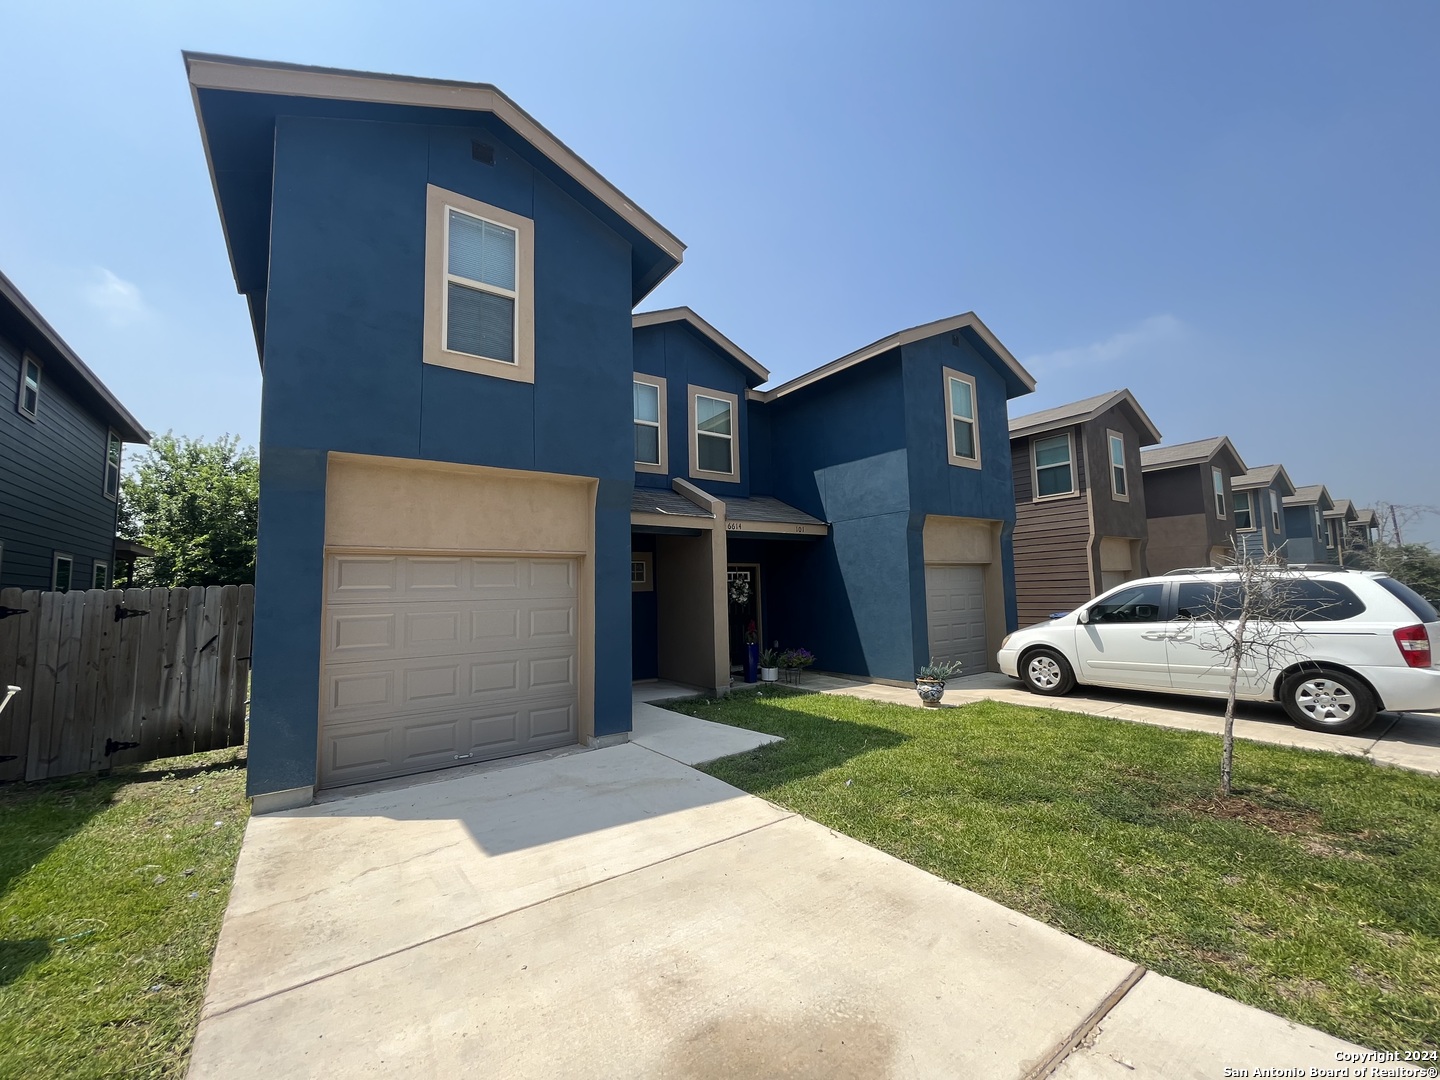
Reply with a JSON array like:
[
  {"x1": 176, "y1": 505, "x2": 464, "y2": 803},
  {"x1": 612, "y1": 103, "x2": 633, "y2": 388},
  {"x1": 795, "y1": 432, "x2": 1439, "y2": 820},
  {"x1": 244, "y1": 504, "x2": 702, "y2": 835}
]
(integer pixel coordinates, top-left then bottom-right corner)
[
  {"x1": 671, "y1": 688, "x2": 1440, "y2": 1051},
  {"x1": 0, "y1": 747, "x2": 249, "y2": 1079}
]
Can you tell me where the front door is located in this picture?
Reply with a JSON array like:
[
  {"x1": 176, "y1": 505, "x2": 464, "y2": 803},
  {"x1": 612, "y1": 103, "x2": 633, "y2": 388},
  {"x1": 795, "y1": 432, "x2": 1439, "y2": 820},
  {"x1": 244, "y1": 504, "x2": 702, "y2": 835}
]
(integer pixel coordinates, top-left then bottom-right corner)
[
  {"x1": 726, "y1": 564, "x2": 760, "y2": 670},
  {"x1": 1073, "y1": 581, "x2": 1172, "y2": 690}
]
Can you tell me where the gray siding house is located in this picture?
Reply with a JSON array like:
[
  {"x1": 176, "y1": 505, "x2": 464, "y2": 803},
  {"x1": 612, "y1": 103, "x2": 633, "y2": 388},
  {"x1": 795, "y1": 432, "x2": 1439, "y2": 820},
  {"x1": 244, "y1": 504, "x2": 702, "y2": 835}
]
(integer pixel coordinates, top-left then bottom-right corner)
[
  {"x1": 1282, "y1": 484, "x2": 1335, "y2": 564},
  {"x1": 1140, "y1": 436, "x2": 1248, "y2": 574},
  {"x1": 1231, "y1": 464, "x2": 1296, "y2": 561},
  {"x1": 1008, "y1": 389, "x2": 1161, "y2": 625},
  {"x1": 0, "y1": 270, "x2": 148, "y2": 591}
]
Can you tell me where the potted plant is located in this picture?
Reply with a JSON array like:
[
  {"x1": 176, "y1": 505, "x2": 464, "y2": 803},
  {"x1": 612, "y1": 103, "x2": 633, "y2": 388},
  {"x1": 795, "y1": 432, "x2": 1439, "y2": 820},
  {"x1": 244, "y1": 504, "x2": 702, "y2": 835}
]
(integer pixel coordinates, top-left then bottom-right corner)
[
  {"x1": 779, "y1": 647, "x2": 816, "y2": 684},
  {"x1": 915, "y1": 658, "x2": 964, "y2": 707},
  {"x1": 759, "y1": 648, "x2": 781, "y2": 682}
]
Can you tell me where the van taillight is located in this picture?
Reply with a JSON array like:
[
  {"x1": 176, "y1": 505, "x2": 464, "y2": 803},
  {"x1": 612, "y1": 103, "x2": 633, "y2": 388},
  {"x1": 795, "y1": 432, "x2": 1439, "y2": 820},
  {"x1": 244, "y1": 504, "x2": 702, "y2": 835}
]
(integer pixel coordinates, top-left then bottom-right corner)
[{"x1": 1393, "y1": 625, "x2": 1432, "y2": 669}]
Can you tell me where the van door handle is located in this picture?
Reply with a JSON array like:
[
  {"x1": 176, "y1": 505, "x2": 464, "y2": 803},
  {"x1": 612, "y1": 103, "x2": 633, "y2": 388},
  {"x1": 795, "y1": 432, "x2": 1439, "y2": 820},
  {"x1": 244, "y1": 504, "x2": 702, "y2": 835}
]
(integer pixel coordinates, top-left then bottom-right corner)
[
  {"x1": 1141, "y1": 631, "x2": 1171, "y2": 640},
  {"x1": 1168, "y1": 633, "x2": 1192, "y2": 642}
]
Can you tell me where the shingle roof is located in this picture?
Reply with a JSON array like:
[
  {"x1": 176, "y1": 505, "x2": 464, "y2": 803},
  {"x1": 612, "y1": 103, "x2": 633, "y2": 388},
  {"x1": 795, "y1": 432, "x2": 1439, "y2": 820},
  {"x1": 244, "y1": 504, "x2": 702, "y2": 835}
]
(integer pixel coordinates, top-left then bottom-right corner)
[
  {"x1": 1231, "y1": 463, "x2": 1296, "y2": 495},
  {"x1": 1139, "y1": 436, "x2": 1246, "y2": 474},
  {"x1": 1325, "y1": 499, "x2": 1357, "y2": 521},
  {"x1": 1283, "y1": 484, "x2": 1334, "y2": 510},
  {"x1": 722, "y1": 496, "x2": 825, "y2": 527},
  {"x1": 631, "y1": 488, "x2": 711, "y2": 518},
  {"x1": 1007, "y1": 388, "x2": 1162, "y2": 445}
]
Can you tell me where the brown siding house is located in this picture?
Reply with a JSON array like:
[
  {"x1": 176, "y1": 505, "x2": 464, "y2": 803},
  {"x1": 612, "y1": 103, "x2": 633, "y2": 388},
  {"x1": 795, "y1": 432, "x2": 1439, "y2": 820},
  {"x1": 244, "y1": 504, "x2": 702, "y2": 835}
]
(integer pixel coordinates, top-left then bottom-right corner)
[
  {"x1": 1140, "y1": 436, "x2": 1249, "y2": 574},
  {"x1": 1009, "y1": 389, "x2": 1162, "y2": 625}
]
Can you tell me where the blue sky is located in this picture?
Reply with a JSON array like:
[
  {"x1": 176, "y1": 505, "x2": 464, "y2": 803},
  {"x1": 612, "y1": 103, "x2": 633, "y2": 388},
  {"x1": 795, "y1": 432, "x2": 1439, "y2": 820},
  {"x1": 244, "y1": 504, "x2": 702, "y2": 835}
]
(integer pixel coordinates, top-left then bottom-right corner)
[{"x1": 3, "y1": 1, "x2": 1437, "y2": 540}]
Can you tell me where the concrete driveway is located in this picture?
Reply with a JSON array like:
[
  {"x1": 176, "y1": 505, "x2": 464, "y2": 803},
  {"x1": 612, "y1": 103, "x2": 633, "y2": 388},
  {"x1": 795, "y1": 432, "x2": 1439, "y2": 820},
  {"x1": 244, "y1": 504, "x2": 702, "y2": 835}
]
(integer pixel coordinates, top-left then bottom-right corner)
[{"x1": 189, "y1": 721, "x2": 1366, "y2": 1078}]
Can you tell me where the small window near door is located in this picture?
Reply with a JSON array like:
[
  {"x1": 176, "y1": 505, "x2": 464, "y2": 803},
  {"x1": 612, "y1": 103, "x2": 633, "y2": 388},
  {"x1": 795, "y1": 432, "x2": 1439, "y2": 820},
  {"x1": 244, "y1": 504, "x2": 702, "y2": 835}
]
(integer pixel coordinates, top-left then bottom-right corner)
[
  {"x1": 1032, "y1": 434, "x2": 1075, "y2": 498},
  {"x1": 52, "y1": 552, "x2": 73, "y2": 592},
  {"x1": 93, "y1": 562, "x2": 108, "y2": 590},
  {"x1": 1108, "y1": 431, "x2": 1128, "y2": 499},
  {"x1": 1212, "y1": 467, "x2": 1227, "y2": 518},
  {"x1": 1087, "y1": 583, "x2": 1163, "y2": 624},
  {"x1": 631, "y1": 552, "x2": 653, "y2": 593},
  {"x1": 1233, "y1": 491, "x2": 1254, "y2": 531}
]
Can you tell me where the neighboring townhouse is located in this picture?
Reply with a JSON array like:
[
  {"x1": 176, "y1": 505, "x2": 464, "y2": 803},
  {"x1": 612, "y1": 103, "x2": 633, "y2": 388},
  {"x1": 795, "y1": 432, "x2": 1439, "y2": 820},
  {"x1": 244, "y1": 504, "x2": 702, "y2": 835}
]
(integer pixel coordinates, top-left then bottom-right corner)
[
  {"x1": 631, "y1": 308, "x2": 1036, "y2": 694},
  {"x1": 188, "y1": 54, "x2": 1034, "y2": 804},
  {"x1": 1139, "y1": 436, "x2": 1248, "y2": 573},
  {"x1": 1351, "y1": 507, "x2": 1380, "y2": 548},
  {"x1": 1006, "y1": 389, "x2": 1161, "y2": 625},
  {"x1": 0, "y1": 270, "x2": 148, "y2": 592},
  {"x1": 1230, "y1": 464, "x2": 1296, "y2": 560},
  {"x1": 1325, "y1": 499, "x2": 1361, "y2": 561},
  {"x1": 1282, "y1": 484, "x2": 1335, "y2": 563}
]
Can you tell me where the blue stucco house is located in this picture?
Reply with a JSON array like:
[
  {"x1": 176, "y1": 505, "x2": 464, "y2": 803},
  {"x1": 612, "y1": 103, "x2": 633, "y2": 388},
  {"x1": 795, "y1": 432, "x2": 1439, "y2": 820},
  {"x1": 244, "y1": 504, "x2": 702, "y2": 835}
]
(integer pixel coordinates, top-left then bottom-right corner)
[
  {"x1": 1230, "y1": 464, "x2": 1296, "y2": 561},
  {"x1": 0, "y1": 270, "x2": 148, "y2": 592},
  {"x1": 187, "y1": 54, "x2": 1033, "y2": 806}
]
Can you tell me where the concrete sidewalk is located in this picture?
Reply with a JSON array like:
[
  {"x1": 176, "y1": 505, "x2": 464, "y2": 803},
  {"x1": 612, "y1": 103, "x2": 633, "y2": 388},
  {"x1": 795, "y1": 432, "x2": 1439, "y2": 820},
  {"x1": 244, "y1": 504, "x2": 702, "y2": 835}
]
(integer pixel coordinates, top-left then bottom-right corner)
[
  {"x1": 189, "y1": 718, "x2": 1367, "y2": 1078},
  {"x1": 795, "y1": 670, "x2": 1440, "y2": 776}
]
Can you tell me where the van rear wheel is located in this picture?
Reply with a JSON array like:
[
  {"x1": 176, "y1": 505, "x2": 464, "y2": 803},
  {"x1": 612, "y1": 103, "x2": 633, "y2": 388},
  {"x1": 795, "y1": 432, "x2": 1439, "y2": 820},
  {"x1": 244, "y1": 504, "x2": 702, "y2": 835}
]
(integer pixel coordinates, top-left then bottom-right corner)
[{"x1": 1280, "y1": 669, "x2": 1377, "y2": 734}]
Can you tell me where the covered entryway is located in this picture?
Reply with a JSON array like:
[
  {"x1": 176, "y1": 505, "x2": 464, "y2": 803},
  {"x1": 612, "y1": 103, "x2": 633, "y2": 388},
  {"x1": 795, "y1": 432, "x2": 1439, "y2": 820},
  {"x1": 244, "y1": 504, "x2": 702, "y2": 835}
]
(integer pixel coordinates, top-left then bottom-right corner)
[
  {"x1": 924, "y1": 564, "x2": 989, "y2": 676},
  {"x1": 319, "y1": 554, "x2": 579, "y2": 787}
]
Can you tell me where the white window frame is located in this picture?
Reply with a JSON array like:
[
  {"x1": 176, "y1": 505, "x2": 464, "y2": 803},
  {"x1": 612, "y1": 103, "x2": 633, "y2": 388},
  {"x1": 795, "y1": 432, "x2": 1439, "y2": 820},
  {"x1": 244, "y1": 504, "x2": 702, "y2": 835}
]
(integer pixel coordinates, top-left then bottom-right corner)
[
  {"x1": 688, "y1": 385, "x2": 740, "y2": 483},
  {"x1": 93, "y1": 561, "x2": 108, "y2": 590},
  {"x1": 1316, "y1": 508, "x2": 1326, "y2": 545},
  {"x1": 631, "y1": 552, "x2": 653, "y2": 593},
  {"x1": 52, "y1": 552, "x2": 73, "y2": 592},
  {"x1": 943, "y1": 366, "x2": 981, "y2": 470},
  {"x1": 18, "y1": 353, "x2": 41, "y2": 420},
  {"x1": 1233, "y1": 490, "x2": 1255, "y2": 531},
  {"x1": 1030, "y1": 431, "x2": 1077, "y2": 500},
  {"x1": 1269, "y1": 490, "x2": 1282, "y2": 534},
  {"x1": 103, "y1": 430, "x2": 121, "y2": 501},
  {"x1": 1107, "y1": 430, "x2": 1129, "y2": 501},
  {"x1": 633, "y1": 373, "x2": 668, "y2": 475},
  {"x1": 422, "y1": 184, "x2": 535, "y2": 383},
  {"x1": 1212, "y1": 466, "x2": 1227, "y2": 519}
]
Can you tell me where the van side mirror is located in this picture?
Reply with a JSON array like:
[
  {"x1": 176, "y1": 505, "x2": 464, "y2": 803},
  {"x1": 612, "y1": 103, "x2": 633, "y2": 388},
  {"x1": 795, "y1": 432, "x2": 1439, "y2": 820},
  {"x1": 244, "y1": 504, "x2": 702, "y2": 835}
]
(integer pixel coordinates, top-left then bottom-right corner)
[{"x1": 1077, "y1": 608, "x2": 1089, "y2": 625}]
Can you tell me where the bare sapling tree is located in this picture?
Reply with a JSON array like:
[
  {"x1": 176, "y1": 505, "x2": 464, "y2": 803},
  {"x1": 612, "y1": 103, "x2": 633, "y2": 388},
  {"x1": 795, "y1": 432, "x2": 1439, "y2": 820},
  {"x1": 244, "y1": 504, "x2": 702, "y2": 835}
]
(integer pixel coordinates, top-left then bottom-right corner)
[{"x1": 1192, "y1": 541, "x2": 1319, "y2": 795}]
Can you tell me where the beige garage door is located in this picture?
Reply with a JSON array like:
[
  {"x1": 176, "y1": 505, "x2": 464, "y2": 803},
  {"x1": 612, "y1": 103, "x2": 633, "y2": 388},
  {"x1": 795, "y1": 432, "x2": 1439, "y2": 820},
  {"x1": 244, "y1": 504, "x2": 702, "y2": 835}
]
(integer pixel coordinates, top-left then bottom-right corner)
[
  {"x1": 925, "y1": 564, "x2": 990, "y2": 676},
  {"x1": 319, "y1": 554, "x2": 579, "y2": 788}
]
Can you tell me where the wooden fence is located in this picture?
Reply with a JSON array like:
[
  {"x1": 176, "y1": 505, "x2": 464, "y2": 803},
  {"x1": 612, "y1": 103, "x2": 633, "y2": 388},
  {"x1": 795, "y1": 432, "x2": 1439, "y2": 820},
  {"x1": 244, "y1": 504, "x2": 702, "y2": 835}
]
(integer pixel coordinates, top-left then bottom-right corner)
[{"x1": 0, "y1": 585, "x2": 253, "y2": 783}]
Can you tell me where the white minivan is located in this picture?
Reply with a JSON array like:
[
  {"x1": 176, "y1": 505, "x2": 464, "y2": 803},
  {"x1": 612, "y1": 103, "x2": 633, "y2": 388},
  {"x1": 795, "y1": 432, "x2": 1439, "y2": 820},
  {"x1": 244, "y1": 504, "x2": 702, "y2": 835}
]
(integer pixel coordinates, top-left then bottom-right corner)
[{"x1": 997, "y1": 567, "x2": 1440, "y2": 733}]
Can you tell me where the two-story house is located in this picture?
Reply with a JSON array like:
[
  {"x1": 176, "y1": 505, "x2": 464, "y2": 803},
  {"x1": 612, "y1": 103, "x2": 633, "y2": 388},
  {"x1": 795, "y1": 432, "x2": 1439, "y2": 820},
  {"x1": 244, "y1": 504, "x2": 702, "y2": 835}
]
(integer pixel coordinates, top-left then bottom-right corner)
[
  {"x1": 1, "y1": 270, "x2": 148, "y2": 592},
  {"x1": 188, "y1": 54, "x2": 1035, "y2": 807},
  {"x1": 1139, "y1": 437, "x2": 1248, "y2": 573},
  {"x1": 1325, "y1": 499, "x2": 1361, "y2": 561},
  {"x1": 1281, "y1": 484, "x2": 1336, "y2": 564},
  {"x1": 1230, "y1": 464, "x2": 1296, "y2": 561},
  {"x1": 1006, "y1": 389, "x2": 1161, "y2": 625}
]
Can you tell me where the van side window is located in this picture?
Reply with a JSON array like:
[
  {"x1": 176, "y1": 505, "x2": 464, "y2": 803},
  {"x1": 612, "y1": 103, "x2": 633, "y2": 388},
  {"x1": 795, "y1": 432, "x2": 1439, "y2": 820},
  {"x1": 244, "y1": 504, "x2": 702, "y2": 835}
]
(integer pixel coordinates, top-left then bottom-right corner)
[{"x1": 1088, "y1": 583, "x2": 1163, "y2": 624}]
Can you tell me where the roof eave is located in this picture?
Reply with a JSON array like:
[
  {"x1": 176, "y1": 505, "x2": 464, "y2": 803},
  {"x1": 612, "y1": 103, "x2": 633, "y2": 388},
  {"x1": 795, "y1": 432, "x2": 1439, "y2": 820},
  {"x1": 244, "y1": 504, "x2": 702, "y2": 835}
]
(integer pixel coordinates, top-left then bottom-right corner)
[{"x1": 632, "y1": 307, "x2": 769, "y2": 384}]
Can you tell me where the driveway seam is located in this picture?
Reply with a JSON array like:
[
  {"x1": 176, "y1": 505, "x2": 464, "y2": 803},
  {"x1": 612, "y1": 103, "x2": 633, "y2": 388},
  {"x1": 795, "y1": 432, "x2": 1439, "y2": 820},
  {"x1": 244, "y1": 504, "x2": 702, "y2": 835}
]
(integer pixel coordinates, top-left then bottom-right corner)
[
  {"x1": 1021, "y1": 964, "x2": 1148, "y2": 1080},
  {"x1": 200, "y1": 811, "x2": 796, "y2": 1023},
  {"x1": 1358, "y1": 712, "x2": 1400, "y2": 759}
]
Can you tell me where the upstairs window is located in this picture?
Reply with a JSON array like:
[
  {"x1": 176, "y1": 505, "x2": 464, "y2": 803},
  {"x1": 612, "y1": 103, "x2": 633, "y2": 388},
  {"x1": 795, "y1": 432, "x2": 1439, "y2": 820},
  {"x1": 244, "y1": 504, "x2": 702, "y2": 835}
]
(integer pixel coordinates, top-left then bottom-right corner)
[
  {"x1": 104, "y1": 431, "x2": 122, "y2": 500},
  {"x1": 1108, "y1": 431, "x2": 1128, "y2": 499},
  {"x1": 1315, "y1": 508, "x2": 1326, "y2": 544},
  {"x1": 1233, "y1": 491, "x2": 1254, "y2": 531},
  {"x1": 1270, "y1": 490, "x2": 1282, "y2": 534},
  {"x1": 1032, "y1": 434, "x2": 1075, "y2": 498},
  {"x1": 633, "y1": 374, "x2": 667, "y2": 474},
  {"x1": 423, "y1": 185, "x2": 534, "y2": 383},
  {"x1": 689, "y1": 387, "x2": 738, "y2": 481},
  {"x1": 18, "y1": 355, "x2": 40, "y2": 419},
  {"x1": 1212, "y1": 466, "x2": 1227, "y2": 518},
  {"x1": 943, "y1": 367, "x2": 980, "y2": 469}
]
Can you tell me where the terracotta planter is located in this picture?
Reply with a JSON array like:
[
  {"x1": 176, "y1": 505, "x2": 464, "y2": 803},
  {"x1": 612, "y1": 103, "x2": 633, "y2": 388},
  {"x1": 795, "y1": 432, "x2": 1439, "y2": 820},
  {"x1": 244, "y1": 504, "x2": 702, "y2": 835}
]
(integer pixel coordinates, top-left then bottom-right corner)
[{"x1": 915, "y1": 678, "x2": 946, "y2": 707}]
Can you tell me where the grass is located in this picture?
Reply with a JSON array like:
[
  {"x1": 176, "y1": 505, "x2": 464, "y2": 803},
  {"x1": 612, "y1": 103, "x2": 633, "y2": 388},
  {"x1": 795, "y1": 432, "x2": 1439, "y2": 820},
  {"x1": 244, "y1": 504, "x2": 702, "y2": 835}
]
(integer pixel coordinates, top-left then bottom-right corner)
[
  {"x1": 0, "y1": 746, "x2": 249, "y2": 1079},
  {"x1": 671, "y1": 687, "x2": 1440, "y2": 1051}
]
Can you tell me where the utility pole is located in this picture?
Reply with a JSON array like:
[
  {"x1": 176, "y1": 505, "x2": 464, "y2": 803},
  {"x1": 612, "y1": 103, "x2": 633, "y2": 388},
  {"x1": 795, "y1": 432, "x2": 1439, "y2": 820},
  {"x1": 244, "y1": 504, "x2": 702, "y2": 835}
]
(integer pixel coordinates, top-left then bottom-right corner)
[{"x1": 1391, "y1": 503, "x2": 1404, "y2": 547}]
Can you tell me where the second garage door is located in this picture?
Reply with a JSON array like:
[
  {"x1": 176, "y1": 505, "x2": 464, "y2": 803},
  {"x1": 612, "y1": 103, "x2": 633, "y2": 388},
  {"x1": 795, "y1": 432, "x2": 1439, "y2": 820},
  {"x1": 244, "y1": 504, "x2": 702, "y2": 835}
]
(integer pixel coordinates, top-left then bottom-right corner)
[
  {"x1": 319, "y1": 554, "x2": 579, "y2": 788},
  {"x1": 925, "y1": 564, "x2": 990, "y2": 676}
]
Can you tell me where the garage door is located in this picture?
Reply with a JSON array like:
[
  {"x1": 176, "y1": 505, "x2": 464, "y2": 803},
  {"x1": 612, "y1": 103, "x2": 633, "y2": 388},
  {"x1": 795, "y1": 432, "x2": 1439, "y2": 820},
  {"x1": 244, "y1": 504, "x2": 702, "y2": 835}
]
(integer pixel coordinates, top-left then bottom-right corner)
[
  {"x1": 925, "y1": 564, "x2": 989, "y2": 676},
  {"x1": 319, "y1": 554, "x2": 579, "y2": 788}
]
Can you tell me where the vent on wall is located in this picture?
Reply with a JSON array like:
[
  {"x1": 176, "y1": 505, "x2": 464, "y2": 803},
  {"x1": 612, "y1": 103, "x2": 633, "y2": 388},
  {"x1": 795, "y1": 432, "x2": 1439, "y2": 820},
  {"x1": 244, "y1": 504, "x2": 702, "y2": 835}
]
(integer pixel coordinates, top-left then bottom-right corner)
[{"x1": 471, "y1": 140, "x2": 495, "y2": 165}]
